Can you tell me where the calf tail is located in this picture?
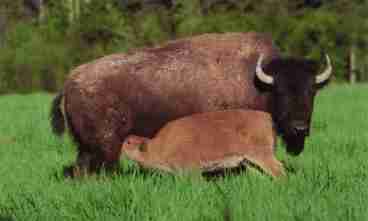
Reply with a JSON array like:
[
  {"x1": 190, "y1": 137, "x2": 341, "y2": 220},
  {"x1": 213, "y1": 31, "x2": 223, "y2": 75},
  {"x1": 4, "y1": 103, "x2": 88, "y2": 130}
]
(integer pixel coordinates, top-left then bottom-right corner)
[{"x1": 50, "y1": 91, "x2": 65, "y2": 136}]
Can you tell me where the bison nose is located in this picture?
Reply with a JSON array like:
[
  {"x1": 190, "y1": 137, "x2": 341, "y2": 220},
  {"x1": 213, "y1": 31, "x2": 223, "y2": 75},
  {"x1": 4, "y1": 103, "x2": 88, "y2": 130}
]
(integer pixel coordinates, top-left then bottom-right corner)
[{"x1": 292, "y1": 122, "x2": 309, "y2": 136}]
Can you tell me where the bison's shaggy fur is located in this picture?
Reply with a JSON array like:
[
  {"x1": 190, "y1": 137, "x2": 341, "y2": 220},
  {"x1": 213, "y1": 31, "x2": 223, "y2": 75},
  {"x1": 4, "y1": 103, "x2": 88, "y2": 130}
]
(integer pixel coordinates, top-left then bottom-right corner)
[
  {"x1": 50, "y1": 32, "x2": 329, "y2": 177},
  {"x1": 121, "y1": 110, "x2": 285, "y2": 177}
]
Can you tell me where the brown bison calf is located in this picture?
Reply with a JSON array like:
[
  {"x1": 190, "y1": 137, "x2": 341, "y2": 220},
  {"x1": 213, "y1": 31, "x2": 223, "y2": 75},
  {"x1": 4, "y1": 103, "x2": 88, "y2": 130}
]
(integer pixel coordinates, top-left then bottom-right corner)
[{"x1": 121, "y1": 110, "x2": 285, "y2": 177}]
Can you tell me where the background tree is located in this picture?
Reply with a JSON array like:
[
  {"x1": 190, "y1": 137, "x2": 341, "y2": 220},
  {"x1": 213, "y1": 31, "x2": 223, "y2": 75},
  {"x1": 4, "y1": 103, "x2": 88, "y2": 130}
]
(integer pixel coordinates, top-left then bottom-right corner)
[{"x1": 0, "y1": 0, "x2": 367, "y2": 93}]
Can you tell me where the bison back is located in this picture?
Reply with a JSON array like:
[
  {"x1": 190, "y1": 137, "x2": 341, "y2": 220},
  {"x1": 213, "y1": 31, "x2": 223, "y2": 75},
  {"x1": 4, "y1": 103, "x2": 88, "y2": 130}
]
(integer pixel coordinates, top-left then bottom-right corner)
[{"x1": 64, "y1": 32, "x2": 279, "y2": 137}]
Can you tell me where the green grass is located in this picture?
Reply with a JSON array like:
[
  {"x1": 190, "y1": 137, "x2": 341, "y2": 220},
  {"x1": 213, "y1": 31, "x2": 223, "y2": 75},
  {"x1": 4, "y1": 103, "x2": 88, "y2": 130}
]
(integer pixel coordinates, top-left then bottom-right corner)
[{"x1": 0, "y1": 84, "x2": 368, "y2": 221}]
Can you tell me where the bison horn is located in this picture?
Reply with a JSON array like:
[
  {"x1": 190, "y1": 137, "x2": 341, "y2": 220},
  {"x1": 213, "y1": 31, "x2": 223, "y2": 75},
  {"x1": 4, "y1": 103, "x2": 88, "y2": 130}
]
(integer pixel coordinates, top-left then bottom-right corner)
[
  {"x1": 256, "y1": 54, "x2": 274, "y2": 85},
  {"x1": 315, "y1": 54, "x2": 332, "y2": 84}
]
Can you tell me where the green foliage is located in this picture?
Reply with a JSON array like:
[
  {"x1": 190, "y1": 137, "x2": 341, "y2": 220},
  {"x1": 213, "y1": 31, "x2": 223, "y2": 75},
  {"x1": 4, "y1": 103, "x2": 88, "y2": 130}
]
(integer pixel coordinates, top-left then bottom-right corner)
[
  {"x1": 173, "y1": 0, "x2": 205, "y2": 37},
  {"x1": 0, "y1": 0, "x2": 367, "y2": 93},
  {"x1": 1, "y1": 0, "x2": 25, "y2": 23},
  {"x1": 0, "y1": 22, "x2": 71, "y2": 93},
  {"x1": 130, "y1": 8, "x2": 172, "y2": 46},
  {"x1": 284, "y1": 11, "x2": 347, "y2": 78},
  {"x1": 70, "y1": 1, "x2": 134, "y2": 50},
  {"x1": 0, "y1": 2, "x2": 62, "y2": 93},
  {"x1": 0, "y1": 85, "x2": 368, "y2": 220}
]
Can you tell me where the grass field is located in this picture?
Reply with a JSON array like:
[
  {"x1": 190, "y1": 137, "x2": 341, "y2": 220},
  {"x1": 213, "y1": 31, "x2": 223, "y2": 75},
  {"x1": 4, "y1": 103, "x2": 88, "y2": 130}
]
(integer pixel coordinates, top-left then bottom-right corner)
[{"x1": 0, "y1": 84, "x2": 367, "y2": 221}]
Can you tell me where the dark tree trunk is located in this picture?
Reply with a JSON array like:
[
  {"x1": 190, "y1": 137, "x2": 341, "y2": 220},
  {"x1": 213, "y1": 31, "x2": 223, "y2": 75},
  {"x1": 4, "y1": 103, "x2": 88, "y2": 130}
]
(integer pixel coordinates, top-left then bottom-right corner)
[
  {"x1": 0, "y1": 7, "x2": 5, "y2": 48},
  {"x1": 24, "y1": 0, "x2": 44, "y2": 22}
]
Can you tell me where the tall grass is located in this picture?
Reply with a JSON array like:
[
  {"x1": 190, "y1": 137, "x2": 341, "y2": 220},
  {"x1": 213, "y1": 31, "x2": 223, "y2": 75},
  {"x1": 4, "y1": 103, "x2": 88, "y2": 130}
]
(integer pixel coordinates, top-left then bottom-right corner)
[{"x1": 0, "y1": 84, "x2": 367, "y2": 221}]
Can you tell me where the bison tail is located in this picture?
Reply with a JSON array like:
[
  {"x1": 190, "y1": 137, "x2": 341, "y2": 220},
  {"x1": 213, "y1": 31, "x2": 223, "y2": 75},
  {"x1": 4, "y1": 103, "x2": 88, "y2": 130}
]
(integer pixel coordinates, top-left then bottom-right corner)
[{"x1": 50, "y1": 91, "x2": 65, "y2": 136}]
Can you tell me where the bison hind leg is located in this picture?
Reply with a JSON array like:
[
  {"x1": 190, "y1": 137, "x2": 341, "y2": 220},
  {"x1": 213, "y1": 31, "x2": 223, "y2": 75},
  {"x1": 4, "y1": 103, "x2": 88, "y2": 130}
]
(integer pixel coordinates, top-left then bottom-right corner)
[
  {"x1": 63, "y1": 148, "x2": 106, "y2": 178},
  {"x1": 63, "y1": 139, "x2": 129, "y2": 178},
  {"x1": 64, "y1": 90, "x2": 134, "y2": 177}
]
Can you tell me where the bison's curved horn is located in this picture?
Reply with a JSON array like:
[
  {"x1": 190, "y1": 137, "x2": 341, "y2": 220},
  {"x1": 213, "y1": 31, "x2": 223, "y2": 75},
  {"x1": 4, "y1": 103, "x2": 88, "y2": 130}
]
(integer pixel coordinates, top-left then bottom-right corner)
[
  {"x1": 315, "y1": 54, "x2": 332, "y2": 84},
  {"x1": 256, "y1": 54, "x2": 274, "y2": 85}
]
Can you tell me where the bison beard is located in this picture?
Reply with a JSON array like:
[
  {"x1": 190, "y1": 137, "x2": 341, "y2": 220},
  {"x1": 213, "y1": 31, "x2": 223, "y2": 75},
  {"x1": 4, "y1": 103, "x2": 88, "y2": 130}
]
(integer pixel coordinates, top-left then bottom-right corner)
[
  {"x1": 273, "y1": 115, "x2": 310, "y2": 156},
  {"x1": 283, "y1": 134, "x2": 306, "y2": 156}
]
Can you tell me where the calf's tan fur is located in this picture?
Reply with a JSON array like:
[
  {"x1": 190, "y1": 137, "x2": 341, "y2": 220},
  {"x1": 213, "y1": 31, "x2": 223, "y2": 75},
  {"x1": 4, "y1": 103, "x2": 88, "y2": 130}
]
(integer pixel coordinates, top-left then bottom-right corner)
[{"x1": 121, "y1": 110, "x2": 285, "y2": 177}]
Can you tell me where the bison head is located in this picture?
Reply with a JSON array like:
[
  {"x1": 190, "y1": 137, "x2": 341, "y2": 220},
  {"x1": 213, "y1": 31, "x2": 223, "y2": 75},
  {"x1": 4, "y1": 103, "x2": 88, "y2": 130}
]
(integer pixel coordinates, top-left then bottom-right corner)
[{"x1": 255, "y1": 54, "x2": 332, "y2": 155}]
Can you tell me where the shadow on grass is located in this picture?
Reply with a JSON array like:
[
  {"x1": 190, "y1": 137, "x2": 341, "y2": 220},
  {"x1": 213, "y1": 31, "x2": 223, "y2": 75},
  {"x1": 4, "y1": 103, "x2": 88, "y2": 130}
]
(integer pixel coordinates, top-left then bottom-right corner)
[
  {"x1": 50, "y1": 164, "x2": 168, "y2": 182},
  {"x1": 51, "y1": 160, "x2": 287, "y2": 187},
  {"x1": 121, "y1": 164, "x2": 256, "y2": 183},
  {"x1": 202, "y1": 165, "x2": 248, "y2": 181}
]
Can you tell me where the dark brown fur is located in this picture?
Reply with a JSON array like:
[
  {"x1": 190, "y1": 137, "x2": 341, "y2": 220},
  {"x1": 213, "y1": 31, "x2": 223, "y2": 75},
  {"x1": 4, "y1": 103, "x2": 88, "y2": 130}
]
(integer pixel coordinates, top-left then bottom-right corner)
[{"x1": 121, "y1": 110, "x2": 284, "y2": 177}]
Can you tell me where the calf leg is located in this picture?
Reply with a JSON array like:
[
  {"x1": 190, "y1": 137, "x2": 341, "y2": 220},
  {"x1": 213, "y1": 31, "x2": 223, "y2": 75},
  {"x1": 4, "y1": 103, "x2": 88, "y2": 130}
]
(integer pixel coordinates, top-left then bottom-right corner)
[
  {"x1": 242, "y1": 154, "x2": 285, "y2": 178},
  {"x1": 260, "y1": 157, "x2": 285, "y2": 178}
]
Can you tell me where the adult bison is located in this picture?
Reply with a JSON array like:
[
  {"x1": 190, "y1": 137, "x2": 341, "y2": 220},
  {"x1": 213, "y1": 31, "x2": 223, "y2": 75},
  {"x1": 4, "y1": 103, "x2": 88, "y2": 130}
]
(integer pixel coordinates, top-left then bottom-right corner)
[{"x1": 50, "y1": 32, "x2": 332, "y2": 177}]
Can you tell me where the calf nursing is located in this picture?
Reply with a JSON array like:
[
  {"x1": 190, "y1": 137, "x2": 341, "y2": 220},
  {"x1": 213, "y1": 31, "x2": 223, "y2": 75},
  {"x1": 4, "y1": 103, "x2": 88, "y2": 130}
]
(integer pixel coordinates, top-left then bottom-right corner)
[
  {"x1": 51, "y1": 32, "x2": 331, "y2": 177},
  {"x1": 121, "y1": 110, "x2": 285, "y2": 177}
]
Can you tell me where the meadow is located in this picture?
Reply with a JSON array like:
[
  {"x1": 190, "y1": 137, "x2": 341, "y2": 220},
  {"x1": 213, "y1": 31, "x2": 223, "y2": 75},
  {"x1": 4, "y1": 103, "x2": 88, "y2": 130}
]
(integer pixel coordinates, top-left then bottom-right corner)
[{"x1": 0, "y1": 84, "x2": 367, "y2": 221}]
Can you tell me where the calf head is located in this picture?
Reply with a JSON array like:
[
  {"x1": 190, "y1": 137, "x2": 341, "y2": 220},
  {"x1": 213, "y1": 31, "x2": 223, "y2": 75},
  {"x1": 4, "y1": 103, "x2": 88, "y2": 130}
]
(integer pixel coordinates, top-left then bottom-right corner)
[
  {"x1": 121, "y1": 135, "x2": 149, "y2": 159},
  {"x1": 255, "y1": 54, "x2": 332, "y2": 155}
]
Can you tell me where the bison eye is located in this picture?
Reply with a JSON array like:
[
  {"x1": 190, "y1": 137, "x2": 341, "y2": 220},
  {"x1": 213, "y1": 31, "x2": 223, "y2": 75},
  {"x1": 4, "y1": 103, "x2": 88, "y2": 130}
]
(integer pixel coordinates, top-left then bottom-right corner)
[{"x1": 275, "y1": 85, "x2": 287, "y2": 95}]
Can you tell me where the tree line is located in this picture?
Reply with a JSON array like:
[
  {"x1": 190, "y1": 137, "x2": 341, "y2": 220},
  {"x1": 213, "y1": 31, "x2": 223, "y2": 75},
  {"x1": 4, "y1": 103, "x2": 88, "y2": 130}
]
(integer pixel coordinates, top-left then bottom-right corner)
[{"x1": 0, "y1": 0, "x2": 367, "y2": 93}]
